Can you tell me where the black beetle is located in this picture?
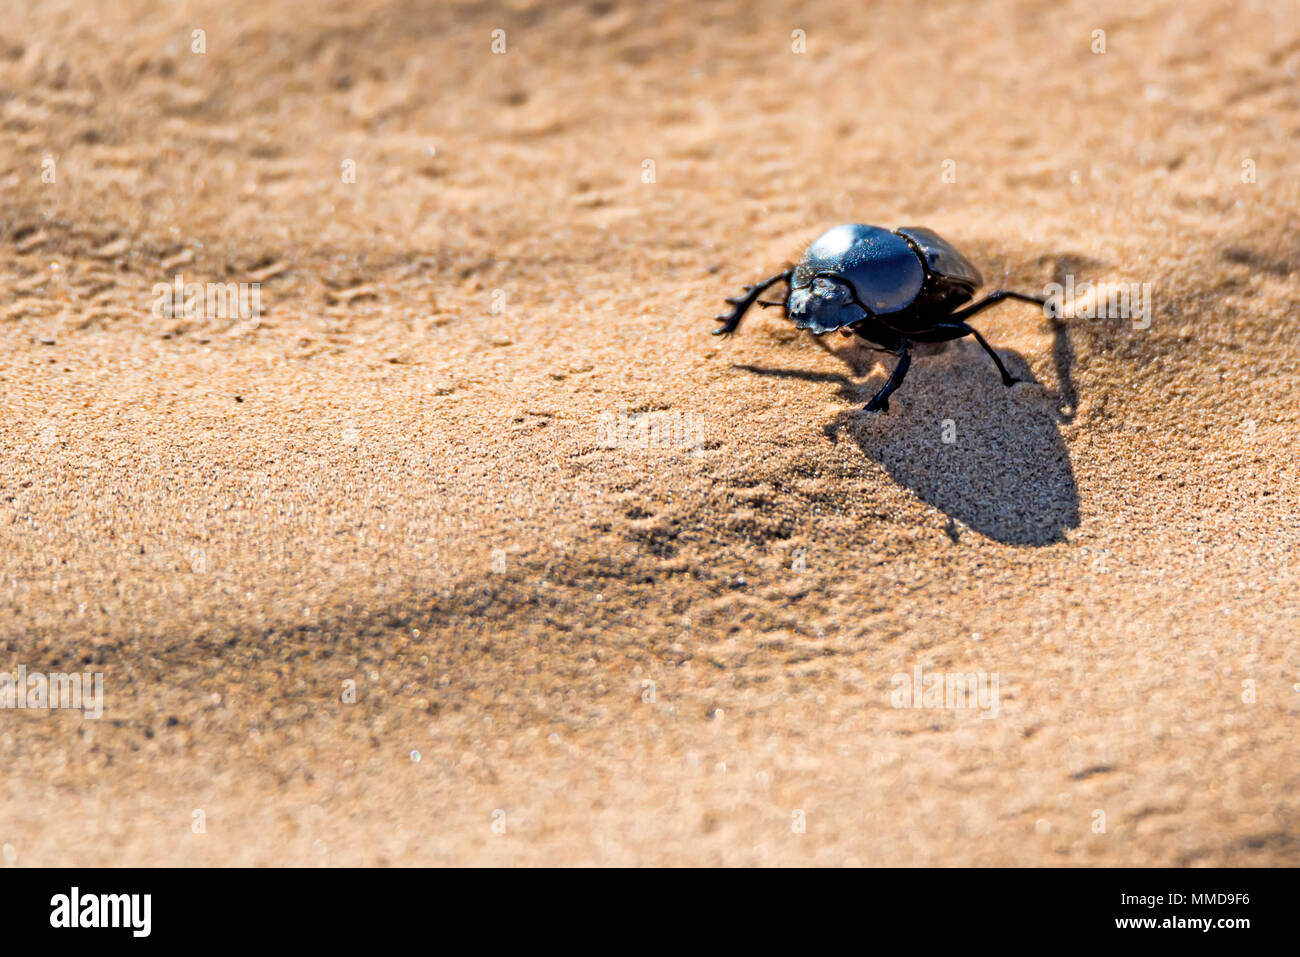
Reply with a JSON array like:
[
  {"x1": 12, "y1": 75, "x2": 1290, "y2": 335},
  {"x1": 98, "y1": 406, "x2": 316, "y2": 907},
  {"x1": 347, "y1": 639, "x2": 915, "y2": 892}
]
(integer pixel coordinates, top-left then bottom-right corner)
[{"x1": 712, "y1": 224, "x2": 1046, "y2": 412}]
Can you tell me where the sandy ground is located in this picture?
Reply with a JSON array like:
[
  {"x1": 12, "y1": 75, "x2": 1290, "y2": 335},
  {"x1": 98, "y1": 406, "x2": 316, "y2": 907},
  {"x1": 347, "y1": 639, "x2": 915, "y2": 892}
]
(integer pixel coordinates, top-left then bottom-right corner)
[{"x1": 0, "y1": 0, "x2": 1296, "y2": 866}]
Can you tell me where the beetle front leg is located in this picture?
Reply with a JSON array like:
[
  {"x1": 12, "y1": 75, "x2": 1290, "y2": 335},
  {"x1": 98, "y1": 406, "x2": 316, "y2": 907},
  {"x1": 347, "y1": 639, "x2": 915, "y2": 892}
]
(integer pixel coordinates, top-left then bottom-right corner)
[
  {"x1": 864, "y1": 343, "x2": 912, "y2": 413},
  {"x1": 712, "y1": 269, "x2": 793, "y2": 336}
]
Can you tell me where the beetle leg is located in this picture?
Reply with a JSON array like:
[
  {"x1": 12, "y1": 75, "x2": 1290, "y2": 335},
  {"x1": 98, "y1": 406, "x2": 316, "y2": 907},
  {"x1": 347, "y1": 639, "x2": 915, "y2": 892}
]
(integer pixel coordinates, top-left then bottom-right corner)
[
  {"x1": 713, "y1": 269, "x2": 793, "y2": 336},
  {"x1": 864, "y1": 343, "x2": 912, "y2": 413},
  {"x1": 940, "y1": 290, "x2": 1044, "y2": 386},
  {"x1": 929, "y1": 321, "x2": 1019, "y2": 386},
  {"x1": 946, "y1": 289, "x2": 1046, "y2": 322}
]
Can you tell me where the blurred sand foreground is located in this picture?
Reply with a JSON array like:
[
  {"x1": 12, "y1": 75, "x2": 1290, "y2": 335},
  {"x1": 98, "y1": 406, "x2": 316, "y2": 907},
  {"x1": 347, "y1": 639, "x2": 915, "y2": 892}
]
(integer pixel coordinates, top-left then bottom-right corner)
[{"x1": 0, "y1": 0, "x2": 1296, "y2": 865}]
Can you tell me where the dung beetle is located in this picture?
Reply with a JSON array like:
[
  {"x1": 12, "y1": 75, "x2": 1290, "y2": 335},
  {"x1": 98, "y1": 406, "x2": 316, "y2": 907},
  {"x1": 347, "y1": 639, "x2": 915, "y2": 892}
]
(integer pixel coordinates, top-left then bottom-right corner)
[{"x1": 711, "y1": 224, "x2": 1047, "y2": 412}]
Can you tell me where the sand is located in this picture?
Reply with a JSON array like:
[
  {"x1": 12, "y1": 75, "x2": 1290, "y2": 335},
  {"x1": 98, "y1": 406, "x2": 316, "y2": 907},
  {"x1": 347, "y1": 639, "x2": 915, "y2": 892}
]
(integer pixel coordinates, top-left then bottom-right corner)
[{"x1": 0, "y1": 0, "x2": 1296, "y2": 866}]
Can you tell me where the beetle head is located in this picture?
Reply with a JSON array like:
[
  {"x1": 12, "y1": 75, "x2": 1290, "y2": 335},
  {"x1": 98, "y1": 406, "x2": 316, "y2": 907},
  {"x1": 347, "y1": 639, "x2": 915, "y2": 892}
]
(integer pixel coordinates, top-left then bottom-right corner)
[{"x1": 787, "y1": 274, "x2": 869, "y2": 334}]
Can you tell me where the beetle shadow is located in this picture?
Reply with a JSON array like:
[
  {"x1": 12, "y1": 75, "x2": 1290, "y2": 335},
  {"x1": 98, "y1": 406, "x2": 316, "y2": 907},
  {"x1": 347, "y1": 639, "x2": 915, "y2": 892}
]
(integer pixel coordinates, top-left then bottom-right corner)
[
  {"x1": 737, "y1": 338, "x2": 1080, "y2": 546},
  {"x1": 1042, "y1": 255, "x2": 1094, "y2": 423}
]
